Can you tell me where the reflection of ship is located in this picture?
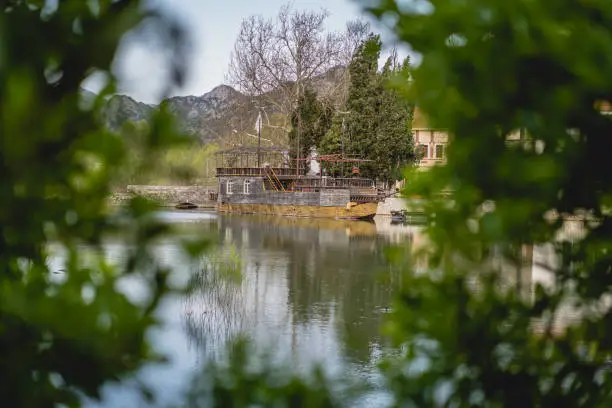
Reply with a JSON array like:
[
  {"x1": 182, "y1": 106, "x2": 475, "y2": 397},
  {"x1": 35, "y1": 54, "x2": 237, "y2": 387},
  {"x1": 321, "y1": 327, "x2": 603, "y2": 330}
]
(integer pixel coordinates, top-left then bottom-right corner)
[
  {"x1": 221, "y1": 212, "x2": 378, "y2": 238},
  {"x1": 215, "y1": 147, "x2": 384, "y2": 220}
]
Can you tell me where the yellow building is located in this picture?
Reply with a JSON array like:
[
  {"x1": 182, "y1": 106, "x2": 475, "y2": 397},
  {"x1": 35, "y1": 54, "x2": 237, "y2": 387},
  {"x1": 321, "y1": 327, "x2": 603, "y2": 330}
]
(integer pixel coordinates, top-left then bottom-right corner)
[
  {"x1": 412, "y1": 107, "x2": 449, "y2": 170},
  {"x1": 411, "y1": 101, "x2": 612, "y2": 171}
]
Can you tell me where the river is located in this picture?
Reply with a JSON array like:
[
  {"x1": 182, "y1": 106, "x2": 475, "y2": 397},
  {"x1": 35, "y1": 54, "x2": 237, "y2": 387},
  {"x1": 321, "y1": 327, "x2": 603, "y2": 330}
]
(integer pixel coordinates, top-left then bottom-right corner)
[
  {"x1": 69, "y1": 210, "x2": 419, "y2": 407},
  {"x1": 52, "y1": 209, "x2": 583, "y2": 407}
]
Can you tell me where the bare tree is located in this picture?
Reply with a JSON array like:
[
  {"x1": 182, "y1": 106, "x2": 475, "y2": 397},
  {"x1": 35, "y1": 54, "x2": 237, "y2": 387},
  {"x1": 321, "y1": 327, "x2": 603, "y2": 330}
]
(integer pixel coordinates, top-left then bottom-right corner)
[
  {"x1": 228, "y1": 4, "x2": 351, "y2": 122},
  {"x1": 324, "y1": 19, "x2": 371, "y2": 107},
  {"x1": 340, "y1": 19, "x2": 371, "y2": 66},
  {"x1": 227, "y1": 4, "x2": 372, "y2": 165}
]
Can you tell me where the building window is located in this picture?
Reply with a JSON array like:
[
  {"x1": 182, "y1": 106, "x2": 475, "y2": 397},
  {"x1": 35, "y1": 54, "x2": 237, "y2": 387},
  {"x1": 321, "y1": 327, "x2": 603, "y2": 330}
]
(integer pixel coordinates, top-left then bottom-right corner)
[
  {"x1": 435, "y1": 144, "x2": 445, "y2": 159},
  {"x1": 417, "y1": 144, "x2": 429, "y2": 159},
  {"x1": 243, "y1": 179, "x2": 251, "y2": 194},
  {"x1": 227, "y1": 180, "x2": 234, "y2": 195}
]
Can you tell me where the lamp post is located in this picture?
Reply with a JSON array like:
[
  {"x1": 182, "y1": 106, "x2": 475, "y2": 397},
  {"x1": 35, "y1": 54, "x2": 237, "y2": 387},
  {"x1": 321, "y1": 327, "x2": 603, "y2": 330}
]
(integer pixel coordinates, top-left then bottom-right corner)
[{"x1": 337, "y1": 111, "x2": 350, "y2": 177}]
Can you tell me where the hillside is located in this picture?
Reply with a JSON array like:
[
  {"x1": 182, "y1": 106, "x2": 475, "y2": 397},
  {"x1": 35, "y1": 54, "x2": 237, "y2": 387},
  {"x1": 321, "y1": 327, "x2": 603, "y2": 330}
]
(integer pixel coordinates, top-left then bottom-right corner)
[
  {"x1": 102, "y1": 94, "x2": 155, "y2": 130},
  {"x1": 95, "y1": 67, "x2": 349, "y2": 145}
]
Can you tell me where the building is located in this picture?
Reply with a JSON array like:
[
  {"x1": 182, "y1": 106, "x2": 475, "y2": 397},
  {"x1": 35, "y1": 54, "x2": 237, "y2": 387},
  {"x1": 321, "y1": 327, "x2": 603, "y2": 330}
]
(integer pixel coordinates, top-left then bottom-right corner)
[
  {"x1": 411, "y1": 99, "x2": 612, "y2": 170},
  {"x1": 412, "y1": 107, "x2": 449, "y2": 170}
]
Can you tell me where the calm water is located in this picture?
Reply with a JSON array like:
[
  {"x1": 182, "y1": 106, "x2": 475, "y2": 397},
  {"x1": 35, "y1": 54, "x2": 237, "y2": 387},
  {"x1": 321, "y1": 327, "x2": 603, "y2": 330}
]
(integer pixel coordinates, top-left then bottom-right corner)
[{"x1": 72, "y1": 210, "x2": 419, "y2": 408}]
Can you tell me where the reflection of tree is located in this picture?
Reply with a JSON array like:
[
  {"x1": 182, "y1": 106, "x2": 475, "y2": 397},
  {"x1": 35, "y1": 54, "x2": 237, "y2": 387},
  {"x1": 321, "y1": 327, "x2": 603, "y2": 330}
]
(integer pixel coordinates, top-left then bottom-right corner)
[
  {"x1": 290, "y1": 240, "x2": 401, "y2": 364},
  {"x1": 217, "y1": 214, "x2": 407, "y2": 365},
  {"x1": 185, "y1": 213, "x2": 535, "y2": 372},
  {"x1": 182, "y1": 249, "x2": 251, "y2": 361}
]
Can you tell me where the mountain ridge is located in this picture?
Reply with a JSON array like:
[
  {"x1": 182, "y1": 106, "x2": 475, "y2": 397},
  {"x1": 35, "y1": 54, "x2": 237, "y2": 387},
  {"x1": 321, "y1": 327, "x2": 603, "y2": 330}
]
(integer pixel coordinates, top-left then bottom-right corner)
[{"x1": 96, "y1": 67, "x2": 349, "y2": 144}]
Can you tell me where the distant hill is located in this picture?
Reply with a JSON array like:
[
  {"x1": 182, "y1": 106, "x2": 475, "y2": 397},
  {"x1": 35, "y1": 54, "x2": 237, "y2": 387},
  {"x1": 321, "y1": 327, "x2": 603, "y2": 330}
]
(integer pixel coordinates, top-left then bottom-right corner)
[
  {"x1": 102, "y1": 94, "x2": 155, "y2": 130},
  {"x1": 162, "y1": 85, "x2": 249, "y2": 142},
  {"x1": 92, "y1": 67, "x2": 349, "y2": 145}
]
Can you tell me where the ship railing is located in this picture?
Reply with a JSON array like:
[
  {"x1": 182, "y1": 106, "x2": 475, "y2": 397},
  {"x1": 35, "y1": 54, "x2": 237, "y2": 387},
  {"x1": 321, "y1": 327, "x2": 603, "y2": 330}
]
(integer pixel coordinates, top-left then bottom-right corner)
[
  {"x1": 294, "y1": 186, "x2": 377, "y2": 193},
  {"x1": 216, "y1": 167, "x2": 300, "y2": 177},
  {"x1": 293, "y1": 177, "x2": 375, "y2": 189},
  {"x1": 350, "y1": 195, "x2": 381, "y2": 203}
]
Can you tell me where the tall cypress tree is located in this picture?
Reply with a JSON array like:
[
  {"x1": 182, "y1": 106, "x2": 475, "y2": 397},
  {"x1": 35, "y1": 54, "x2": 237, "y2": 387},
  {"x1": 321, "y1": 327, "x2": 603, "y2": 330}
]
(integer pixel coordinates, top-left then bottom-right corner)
[
  {"x1": 319, "y1": 34, "x2": 415, "y2": 183},
  {"x1": 344, "y1": 34, "x2": 383, "y2": 179},
  {"x1": 288, "y1": 87, "x2": 334, "y2": 172},
  {"x1": 375, "y1": 55, "x2": 415, "y2": 182}
]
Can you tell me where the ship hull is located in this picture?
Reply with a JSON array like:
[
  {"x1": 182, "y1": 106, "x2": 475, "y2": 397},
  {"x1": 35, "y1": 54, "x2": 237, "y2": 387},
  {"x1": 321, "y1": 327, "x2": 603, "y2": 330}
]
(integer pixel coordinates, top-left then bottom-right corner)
[{"x1": 216, "y1": 202, "x2": 378, "y2": 220}]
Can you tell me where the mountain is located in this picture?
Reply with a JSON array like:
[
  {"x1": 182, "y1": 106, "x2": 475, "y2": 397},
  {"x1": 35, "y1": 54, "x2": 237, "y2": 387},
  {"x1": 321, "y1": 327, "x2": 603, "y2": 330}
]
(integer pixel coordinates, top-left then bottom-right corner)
[
  {"x1": 162, "y1": 85, "x2": 247, "y2": 141},
  {"x1": 95, "y1": 67, "x2": 349, "y2": 144},
  {"x1": 102, "y1": 94, "x2": 155, "y2": 131},
  {"x1": 96, "y1": 85, "x2": 249, "y2": 143}
]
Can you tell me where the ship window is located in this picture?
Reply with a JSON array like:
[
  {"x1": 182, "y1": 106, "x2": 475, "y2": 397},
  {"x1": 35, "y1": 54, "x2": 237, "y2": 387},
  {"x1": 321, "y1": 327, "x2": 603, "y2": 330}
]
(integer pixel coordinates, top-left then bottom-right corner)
[
  {"x1": 227, "y1": 180, "x2": 234, "y2": 195},
  {"x1": 435, "y1": 144, "x2": 445, "y2": 159},
  {"x1": 243, "y1": 179, "x2": 251, "y2": 194}
]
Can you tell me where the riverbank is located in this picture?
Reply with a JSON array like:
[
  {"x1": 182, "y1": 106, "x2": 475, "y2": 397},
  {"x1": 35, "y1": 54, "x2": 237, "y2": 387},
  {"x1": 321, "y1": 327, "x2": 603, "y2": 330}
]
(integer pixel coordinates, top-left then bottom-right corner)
[
  {"x1": 108, "y1": 186, "x2": 436, "y2": 222},
  {"x1": 110, "y1": 186, "x2": 418, "y2": 215},
  {"x1": 109, "y1": 186, "x2": 217, "y2": 208}
]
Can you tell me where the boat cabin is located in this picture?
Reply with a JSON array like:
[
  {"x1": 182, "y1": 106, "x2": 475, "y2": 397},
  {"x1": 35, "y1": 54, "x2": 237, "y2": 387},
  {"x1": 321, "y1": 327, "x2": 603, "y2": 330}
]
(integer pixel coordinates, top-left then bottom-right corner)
[{"x1": 214, "y1": 147, "x2": 382, "y2": 205}]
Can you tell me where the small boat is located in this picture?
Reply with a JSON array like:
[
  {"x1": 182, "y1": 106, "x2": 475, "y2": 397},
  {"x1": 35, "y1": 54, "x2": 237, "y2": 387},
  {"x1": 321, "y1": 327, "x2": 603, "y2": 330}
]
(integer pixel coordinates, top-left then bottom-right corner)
[
  {"x1": 176, "y1": 202, "x2": 198, "y2": 210},
  {"x1": 390, "y1": 209, "x2": 428, "y2": 225},
  {"x1": 391, "y1": 209, "x2": 408, "y2": 223}
]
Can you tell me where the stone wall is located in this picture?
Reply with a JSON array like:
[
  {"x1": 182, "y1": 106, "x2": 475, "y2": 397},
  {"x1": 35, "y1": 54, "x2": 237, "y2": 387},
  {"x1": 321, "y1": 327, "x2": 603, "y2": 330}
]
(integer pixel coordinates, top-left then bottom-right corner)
[
  {"x1": 218, "y1": 176, "x2": 265, "y2": 199},
  {"x1": 218, "y1": 176, "x2": 356, "y2": 207},
  {"x1": 126, "y1": 185, "x2": 217, "y2": 207},
  {"x1": 123, "y1": 184, "x2": 420, "y2": 214},
  {"x1": 222, "y1": 189, "x2": 322, "y2": 206},
  {"x1": 320, "y1": 189, "x2": 350, "y2": 207}
]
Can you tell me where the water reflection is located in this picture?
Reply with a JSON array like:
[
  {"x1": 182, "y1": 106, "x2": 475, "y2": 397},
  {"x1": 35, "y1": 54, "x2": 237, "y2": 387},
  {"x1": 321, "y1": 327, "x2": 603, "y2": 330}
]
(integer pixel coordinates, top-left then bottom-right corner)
[
  {"x1": 76, "y1": 211, "x2": 416, "y2": 407},
  {"x1": 171, "y1": 216, "x2": 393, "y2": 373},
  {"x1": 79, "y1": 210, "x2": 565, "y2": 407}
]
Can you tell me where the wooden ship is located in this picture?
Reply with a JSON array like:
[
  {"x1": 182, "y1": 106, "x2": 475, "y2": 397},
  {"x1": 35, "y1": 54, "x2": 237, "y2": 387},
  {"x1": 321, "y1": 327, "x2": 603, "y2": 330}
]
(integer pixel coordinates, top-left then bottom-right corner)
[{"x1": 214, "y1": 146, "x2": 384, "y2": 220}]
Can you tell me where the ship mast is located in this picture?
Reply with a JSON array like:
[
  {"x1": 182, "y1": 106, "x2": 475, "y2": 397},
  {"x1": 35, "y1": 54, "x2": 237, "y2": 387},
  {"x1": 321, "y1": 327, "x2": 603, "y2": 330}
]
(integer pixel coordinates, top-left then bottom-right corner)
[
  {"x1": 296, "y1": 109, "x2": 301, "y2": 176},
  {"x1": 255, "y1": 106, "x2": 263, "y2": 168}
]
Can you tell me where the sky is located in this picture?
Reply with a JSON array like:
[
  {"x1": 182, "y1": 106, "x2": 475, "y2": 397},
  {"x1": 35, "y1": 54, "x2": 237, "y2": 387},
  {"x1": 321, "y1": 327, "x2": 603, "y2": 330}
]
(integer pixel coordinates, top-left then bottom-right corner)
[{"x1": 90, "y1": 0, "x2": 406, "y2": 104}]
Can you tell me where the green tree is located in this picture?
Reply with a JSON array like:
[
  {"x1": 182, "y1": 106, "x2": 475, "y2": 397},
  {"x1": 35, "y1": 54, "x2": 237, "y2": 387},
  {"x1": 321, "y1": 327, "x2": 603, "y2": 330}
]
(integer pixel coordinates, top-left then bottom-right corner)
[
  {"x1": 365, "y1": 0, "x2": 612, "y2": 406},
  {"x1": 319, "y1": 35, "x2": 382, "y2": 178},
  {"x1": 0, "y1": 1, "x2": 201, "y2": 406},
  {"x1": 320, "y1": 35, "x2": 414, "y2": 183},
  {"x1": 374, "y1": 55, "x2": 415, "y2": 183},
  {"x1": 344, "y1": 34, "x2": 382, "y2": 179},
  {"x1": 318, "y1": 115, "x2": 347, "y2": 177},
  {"x1": 288, "y1": 87, "x2": 334, "y2": 172}
]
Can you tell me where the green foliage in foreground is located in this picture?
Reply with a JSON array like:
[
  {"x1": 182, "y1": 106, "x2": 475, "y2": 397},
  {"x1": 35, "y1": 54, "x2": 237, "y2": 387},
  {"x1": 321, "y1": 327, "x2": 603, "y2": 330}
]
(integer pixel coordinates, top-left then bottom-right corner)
[
  {"x1": 185, "y1": 340, "x2": 340, "y2": 408},
  {"x1": 188, "y1": 0, "x2": 612, "y2": 406},
  {"x1": 7, "y1": 0, "x2": 612, "y2": 407},
  {"x1": 365, "y1": 0, "x2": 612, "y2": 406},
  {"x1": 0, "y1": 1, "x2": 209, "y2": 406}
]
